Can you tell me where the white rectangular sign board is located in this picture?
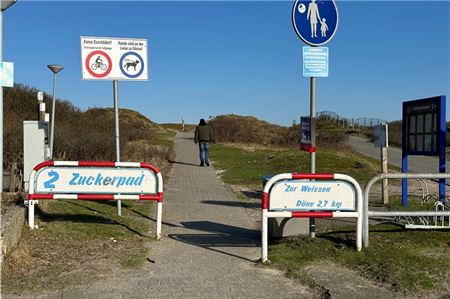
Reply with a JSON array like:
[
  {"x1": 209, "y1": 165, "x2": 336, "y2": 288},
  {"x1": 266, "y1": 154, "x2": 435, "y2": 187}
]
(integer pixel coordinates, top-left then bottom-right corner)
[
  {"x1": 81, "y1": 36, "x2": 148, "y2": 81},
  {"x1": 269, "y1": 180, "x2": 356, "y2": 211},
  {"x1": 0, "y1": 61, "x2": 14, "y2": 87},
  {"x1": 35, "y1": 167, "x2": 157, "y2": 194},
  {"x1": 303, "y1": 46, "x2": 328, "y2": 77},
  {"x1": 373, "y1": 123, "x2": 388, "y2": 148}
]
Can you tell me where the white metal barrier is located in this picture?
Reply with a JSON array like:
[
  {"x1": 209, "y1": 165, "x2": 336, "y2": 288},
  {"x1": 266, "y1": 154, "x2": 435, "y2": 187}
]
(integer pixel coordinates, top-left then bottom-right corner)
[
  {"x1": 27, "y1": 160, "x2": 164, "y2": 239},
  {"x1": 363, "y1": 173, "x2": 450, "y2": 248},
  {"x1": 261, "y1": 173, "x2": 363, "y2": 262}
]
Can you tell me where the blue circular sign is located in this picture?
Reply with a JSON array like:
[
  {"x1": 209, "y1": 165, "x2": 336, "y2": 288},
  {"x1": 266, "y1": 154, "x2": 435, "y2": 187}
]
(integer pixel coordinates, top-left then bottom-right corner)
[
  {"x1": 119, "y1": 51, "x2": 145, "y2": 78},
  {"x1": 292, "y1": 0, "x2": 339, "y2": 46}
]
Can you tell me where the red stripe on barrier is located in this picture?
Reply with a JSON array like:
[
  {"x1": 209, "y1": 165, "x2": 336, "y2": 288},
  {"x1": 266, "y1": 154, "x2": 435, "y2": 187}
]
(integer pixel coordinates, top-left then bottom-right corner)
[
  {"x1": 28, "y1": 194, "x2": 54, "y2": 200},
  {"x1": 262, "y1": 192, "x2": 269, "y2": 210},
  {"x1": 33, "y1": 160, "x2": 55, "y2": 171},
  {"x1": 78, "y1": 161, "x2": 115, "y2": 167},
  {"x1": 140, "y1": 193, "x2": 163, "y2": 202},
  {"x1": 292, "y1": 211, "x2": 333, "y2": 218},
  {"x1": 140, "y1": 162, "x2": 160, "y2": 174},
  {"x1": 78, "y1": 194, "x2": 115, "y2": 200},
  {"x1": 292, "y1": 173, "x2": 334, "y2": 180}
]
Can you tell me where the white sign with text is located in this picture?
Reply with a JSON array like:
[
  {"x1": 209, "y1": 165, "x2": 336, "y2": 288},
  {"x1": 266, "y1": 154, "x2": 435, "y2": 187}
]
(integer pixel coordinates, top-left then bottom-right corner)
[
  {"x1": 269, "y1": 180, "x2": 356, "y2": 211},
  {"x1": 81, "y1": 36, "x2": 148, "y2": 81},
  {"x1": 35, "y1": 167, "x2": 157, "y2": 194}
]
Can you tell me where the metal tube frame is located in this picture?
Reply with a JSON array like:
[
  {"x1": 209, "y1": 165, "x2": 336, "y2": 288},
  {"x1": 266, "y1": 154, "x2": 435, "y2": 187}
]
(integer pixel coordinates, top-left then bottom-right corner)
[
  {"x1": 27, "y1": 160, "x2": 163, "y2": 239},
  {"x1": 363, "y1": 173, "x2": 450, "y2": 248},
  {"x1": 261, "y1": 173, "x2": 362, "y2": 262}
]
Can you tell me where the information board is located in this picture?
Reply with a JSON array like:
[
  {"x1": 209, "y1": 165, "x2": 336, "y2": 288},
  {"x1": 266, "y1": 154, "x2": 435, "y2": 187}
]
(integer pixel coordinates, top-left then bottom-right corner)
[
  {"x1": 402, "y1": 97, "x2": 444, "y2": 156},
  {"x1": 303, "y1": 47, "x2": 328, "y2": 77},
  {"x1": 81, "y1": 36, "x2": 148, "y2": 81}
]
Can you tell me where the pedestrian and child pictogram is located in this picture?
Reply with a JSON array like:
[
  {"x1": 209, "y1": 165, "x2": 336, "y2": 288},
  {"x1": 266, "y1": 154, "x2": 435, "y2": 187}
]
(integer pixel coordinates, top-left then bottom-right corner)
[{"x1": 292, "y1": 0, "x2": 338, "y2": 46}]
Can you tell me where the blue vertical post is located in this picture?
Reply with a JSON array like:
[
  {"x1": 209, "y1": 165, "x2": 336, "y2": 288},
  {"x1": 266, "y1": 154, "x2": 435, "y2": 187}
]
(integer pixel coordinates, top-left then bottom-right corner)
[
  {"x1": 402, "y1": 101, "x2": 408, "y2": 206},
  {"x1": 438, "y1": 96, "x2": 446, "y2": 204},
  {"x1": 402, "y1": 154, "x2": 408, "y2": 206}
]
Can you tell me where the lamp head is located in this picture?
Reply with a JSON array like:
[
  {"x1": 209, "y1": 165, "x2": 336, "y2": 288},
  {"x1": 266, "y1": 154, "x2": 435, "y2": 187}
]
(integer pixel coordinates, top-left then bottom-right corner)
[
  {"x1": 1, "y1": 0, "x2": 16, "y2": 12},
  {"x1": 47, "y1": 64, "x2": 64, "y2": 74}
]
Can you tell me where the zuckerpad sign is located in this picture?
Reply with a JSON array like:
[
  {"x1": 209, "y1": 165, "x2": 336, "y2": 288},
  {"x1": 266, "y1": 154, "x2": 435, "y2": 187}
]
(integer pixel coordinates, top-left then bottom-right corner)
[{"x1": 35, "y1": 167, "x2": 157, "y2": 194}]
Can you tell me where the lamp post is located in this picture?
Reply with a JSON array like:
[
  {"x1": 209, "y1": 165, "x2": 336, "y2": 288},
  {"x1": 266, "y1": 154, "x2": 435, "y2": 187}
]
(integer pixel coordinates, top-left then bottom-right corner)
[
  {"x1": 0, "y1": 0, "x2": 17, "y2": 192},
  {"x1": 47, "y1": 64, "x2": 63, "y2": 160}
]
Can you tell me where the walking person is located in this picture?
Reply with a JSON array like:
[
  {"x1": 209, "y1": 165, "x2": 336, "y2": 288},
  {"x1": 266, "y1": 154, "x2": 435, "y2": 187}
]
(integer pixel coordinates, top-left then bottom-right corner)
[{"x1": 194, "y1": 118, "x2": 213, "y2": 167}]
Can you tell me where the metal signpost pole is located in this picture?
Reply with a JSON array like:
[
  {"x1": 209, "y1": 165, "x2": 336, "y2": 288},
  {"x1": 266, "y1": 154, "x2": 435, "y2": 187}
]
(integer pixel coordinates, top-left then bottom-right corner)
[
  {"x1": 0, "y1": 8, "x2": 3, "y2": 192},
  {"x1": 0, "y1": 1, "x2": 17, "y2": 191},
  {"x1": 292, "y1": 0, "x2": 338, "y2": 238},
  {"x1": 80, "y1": 36, "x2": 148, "y2": 216},
  {"x1": 47, "y1": 64, "x2": 63, "y2": 160},
  {"x1": 49, "y1": 73, "x2": 56, "y2": 158},
  {"x1": 113, "y1": 80, "x2": 122, "y2": 216},
  {"x1": 309, "y1": 77, "x2": 316, "y2": 238}
]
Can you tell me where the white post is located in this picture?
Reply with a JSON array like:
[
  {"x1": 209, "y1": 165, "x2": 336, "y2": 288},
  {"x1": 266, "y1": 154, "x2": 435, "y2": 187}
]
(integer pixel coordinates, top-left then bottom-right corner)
[
  {"x1": 156, "y1": 201, "x2": 162, "y2": 239},
  {"x1": 381, "y1": 146, "x2": 389, "y2": 204},
  {"x1": 261, "y1": 209, "x2": 268, "y2": 262},
  {"x1": 28, "y1": 200, "x2": 36, "y2": 229}
]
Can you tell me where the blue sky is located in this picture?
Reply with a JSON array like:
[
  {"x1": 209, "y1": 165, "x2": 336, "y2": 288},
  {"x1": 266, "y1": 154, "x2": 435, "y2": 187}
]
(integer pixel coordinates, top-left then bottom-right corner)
[{"x1": 3, "y1": 0, "x2": 450, "y2": 126}]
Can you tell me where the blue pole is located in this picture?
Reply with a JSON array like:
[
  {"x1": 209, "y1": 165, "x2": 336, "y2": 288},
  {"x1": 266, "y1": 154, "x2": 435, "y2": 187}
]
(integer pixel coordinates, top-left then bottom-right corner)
[
  {"x1": 402, "y1": 154, "x2": 408, "y2": 206},
  {"x1": 439, "y1": 96, "x2": 446, "y2": 204}
]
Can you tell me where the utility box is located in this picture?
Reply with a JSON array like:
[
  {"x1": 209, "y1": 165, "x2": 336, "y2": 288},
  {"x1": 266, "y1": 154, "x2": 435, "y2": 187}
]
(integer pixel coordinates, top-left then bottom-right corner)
[{"x1": 23, "y1": 121, "x2": 49, "y2": 191}]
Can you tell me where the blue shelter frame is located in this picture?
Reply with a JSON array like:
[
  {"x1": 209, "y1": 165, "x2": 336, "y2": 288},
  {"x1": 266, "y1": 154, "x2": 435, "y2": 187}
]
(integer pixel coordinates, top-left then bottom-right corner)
[{"x1": 402, "y1": 96, "x2": 447, "y2": 206}]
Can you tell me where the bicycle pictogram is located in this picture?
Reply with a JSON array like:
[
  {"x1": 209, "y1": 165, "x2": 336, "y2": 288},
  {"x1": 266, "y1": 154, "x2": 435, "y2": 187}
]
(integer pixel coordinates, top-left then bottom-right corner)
[{"x1": 91, "y1": 56, "x2": 107, "y2": 71}]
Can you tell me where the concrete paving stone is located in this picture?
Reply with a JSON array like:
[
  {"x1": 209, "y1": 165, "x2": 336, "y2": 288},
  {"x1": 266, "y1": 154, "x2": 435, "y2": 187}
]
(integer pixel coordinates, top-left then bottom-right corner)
[{"x1": 2, "y1": 132, "x2": 314, "y2": 299}]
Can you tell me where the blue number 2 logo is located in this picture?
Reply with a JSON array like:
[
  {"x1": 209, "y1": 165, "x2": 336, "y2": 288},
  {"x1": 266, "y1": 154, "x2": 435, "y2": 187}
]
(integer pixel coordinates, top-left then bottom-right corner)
[{"x1": 44, "y1": 170, "x2": 59, "y2": 189}]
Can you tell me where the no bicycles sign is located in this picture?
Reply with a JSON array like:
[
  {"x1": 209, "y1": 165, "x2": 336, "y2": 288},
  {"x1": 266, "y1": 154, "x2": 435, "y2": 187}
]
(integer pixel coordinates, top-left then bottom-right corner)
[{"x1": 81, "y1": 36, "x2": 148, "y2": 81}]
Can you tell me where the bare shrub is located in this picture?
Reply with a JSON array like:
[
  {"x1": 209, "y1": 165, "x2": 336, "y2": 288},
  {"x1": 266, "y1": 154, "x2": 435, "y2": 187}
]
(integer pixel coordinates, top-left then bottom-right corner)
[
  {"x1": 209, "y1": 114, "x2": 347, "y2": 147},
  {"x1": 4, "y1": 84, "x2": 173, "y2": 170}
]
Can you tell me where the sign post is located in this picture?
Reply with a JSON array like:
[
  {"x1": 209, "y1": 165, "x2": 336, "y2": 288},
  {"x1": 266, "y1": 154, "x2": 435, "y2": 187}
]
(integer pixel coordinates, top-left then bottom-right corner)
[
  {"x1": 81, "y1": 36, "x2": 149, "y2": 216},
  {"x1": 292, "y1": 0, "x2": 338, "y2": 237},
  {"x1": 373, "y1": 123, "x2": 389, "y2": 204}
]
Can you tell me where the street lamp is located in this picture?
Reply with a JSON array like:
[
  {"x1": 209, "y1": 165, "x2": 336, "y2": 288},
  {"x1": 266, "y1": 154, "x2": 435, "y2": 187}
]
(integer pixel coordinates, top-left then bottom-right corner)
[
  {"x1": 47, "y1": 64, "x2": 63, "y2": 160},
  {"x1": 0, "y1": 0, "x2": 16, "y2": 191}
]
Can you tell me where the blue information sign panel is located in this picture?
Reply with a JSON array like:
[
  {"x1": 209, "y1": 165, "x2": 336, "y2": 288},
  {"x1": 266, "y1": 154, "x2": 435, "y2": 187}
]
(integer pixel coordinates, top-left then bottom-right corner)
[
  {"x1": 303, "y1": 46, "x2": 328, "y2": 77},
  {"x1": 401, "y1": 96, "x2": 447, "y2": 206},
  {"x1": 292, "y1": 0, "x2": 339, "y2": 46}
]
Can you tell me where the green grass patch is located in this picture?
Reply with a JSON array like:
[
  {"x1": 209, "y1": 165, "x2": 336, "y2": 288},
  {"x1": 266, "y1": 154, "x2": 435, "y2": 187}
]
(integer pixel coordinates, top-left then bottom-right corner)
[
  {"x1": 210, "y1": 144, "x2": 383, "y2": 187},
  {"x1": 269, "y1": 224, "x2": 450, "y2": 294},
  {"x1": 210, "y1": 143, "x2": 450, "y2": 295},
  {"x1": 1, "y1": 199, "x2": 156, "y2": 293}
]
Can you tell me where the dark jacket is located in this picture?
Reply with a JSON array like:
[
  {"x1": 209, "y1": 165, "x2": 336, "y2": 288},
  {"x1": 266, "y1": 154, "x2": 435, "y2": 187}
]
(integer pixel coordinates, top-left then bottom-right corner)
[{"x1": 194, "y1": 125, "x2": 213, "y2": 143}]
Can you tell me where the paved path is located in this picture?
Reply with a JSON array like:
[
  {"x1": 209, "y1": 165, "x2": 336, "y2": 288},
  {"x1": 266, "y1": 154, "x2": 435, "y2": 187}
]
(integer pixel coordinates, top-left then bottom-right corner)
[
  {"x1": 348, "y1": 135, "x2": 449, "y2": 173},
  {"x1": 5, "y1": 132, "x2": 313, "y2": 299}
]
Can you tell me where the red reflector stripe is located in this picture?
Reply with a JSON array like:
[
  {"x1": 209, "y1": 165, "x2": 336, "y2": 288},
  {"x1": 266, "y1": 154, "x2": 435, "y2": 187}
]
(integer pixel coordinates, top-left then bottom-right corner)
[
  {"x1": 28, "y1": 194, "x2": 53, "y2": 200},
  {"x1": 292, "y1": 173, "x2": 334, "y2": 180},
  {"x1": 33, "y1": 160, "x2": 54, "y2": 171},
  {"x1": 292, "y1": 211, "x2": 333, "y2": 218},
  {"x1": 262, "y1": 192, "x2": 269, "y2": 209}
]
